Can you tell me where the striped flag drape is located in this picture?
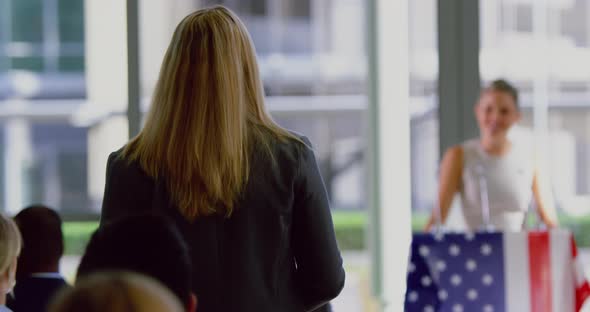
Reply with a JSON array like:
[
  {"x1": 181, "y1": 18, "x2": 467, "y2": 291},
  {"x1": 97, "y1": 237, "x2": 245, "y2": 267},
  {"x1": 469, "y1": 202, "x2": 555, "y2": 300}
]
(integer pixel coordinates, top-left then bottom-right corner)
[{"x1": 405, "y1": 230, "x2": 590, "y2": 312}]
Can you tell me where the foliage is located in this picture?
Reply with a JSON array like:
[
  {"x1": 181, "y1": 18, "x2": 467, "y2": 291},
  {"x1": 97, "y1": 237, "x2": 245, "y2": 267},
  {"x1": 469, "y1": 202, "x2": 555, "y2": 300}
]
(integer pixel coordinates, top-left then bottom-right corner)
[{"x1": 63, "y1": 211, "x2": 590, "y2": 254}]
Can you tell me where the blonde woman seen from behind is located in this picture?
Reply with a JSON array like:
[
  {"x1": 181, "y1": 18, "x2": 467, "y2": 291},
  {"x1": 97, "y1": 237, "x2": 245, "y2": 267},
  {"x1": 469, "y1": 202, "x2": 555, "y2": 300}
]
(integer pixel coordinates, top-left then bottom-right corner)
[
  {"x1": 49, "y1": 272, "x2": 184, "y2": 312},
  {"x1": 0, "y1": 214, "x2": 22, "y2": 312},
  {"x1": 101, "y1": 6, "x2": 344, "y2": 312}
]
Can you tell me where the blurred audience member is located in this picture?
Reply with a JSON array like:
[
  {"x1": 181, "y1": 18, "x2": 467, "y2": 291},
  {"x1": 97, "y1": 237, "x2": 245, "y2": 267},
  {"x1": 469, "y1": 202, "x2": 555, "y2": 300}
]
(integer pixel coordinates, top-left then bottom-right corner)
[
  {"x1": 0, "y1": 213, "x2": 22, "y2": 312},
  {"x1": 7, "y1": 205, "x2": 70, "y2": 312},
  {"x1": 49, "y1": 272, "x2": 184, "y2": 312},
  {"x1": 76, "y1": 214, "x2": 196, "y2": 312}
]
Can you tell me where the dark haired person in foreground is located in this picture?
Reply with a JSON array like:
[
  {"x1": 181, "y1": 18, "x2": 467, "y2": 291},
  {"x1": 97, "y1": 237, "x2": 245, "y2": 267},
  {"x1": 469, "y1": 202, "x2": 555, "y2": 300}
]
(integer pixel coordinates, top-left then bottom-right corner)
[
  {"x1": 76, "y1": 214, "x2": 196, "y2": 312},
  {"x1": 7, "y1": 205, "x2": 70, "y2": 312}
]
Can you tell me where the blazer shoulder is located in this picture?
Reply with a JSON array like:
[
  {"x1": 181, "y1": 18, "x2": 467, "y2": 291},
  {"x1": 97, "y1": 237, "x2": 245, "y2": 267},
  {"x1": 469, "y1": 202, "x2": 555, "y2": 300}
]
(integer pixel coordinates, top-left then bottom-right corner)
[
  {"x1": 108, "y1": 148, "x2": 141, "y2": 173},
  {"x1": 105, "y1": 147, "x2": 155, "y2": 189}
]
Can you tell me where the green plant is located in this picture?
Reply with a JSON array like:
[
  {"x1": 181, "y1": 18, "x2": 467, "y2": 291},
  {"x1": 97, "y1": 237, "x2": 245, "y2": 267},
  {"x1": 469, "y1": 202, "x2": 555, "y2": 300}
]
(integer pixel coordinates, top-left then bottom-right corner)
[
  {"x1": 558, "y1": 214, "x2": 590, "y2": 247},
  {"x1": 63, "y1": 221, "x2": 99, "y2": 255},
  {"x1": 62, "y1": 211, "x2": 433, "y2": 254},
  {"x1": 331, "y1": 211, "x2": 431, "y2": 250},
  {"x1": 332, "y1": 211, "x2": 366, "y2": 250}
]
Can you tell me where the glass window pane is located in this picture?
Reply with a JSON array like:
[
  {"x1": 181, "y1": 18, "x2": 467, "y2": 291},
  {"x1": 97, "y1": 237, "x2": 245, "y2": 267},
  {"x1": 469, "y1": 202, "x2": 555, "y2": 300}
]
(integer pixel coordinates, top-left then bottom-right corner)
[
  {"x1": 58, "y1": 150, "x2": 88, "y2": 212},
  {"x1": 10, "y1": 56, "x2": 44, "y2": 71},
  {"x1": 480, "y1": 0, "x2": 590, "y2": 248},
  {"x1": 30, "y1": 123, "x2": 89, "y2": 213},
  {"x1": 12, "y1": 0, "x2": 43, "y2": 42},
  {"x1": 241, "y1": 0, "x2": 266, "y2": 16},
  {"x1": 2, "y1": 0, "x2": 89, "y2": 218},
  {"x1": 175, "y1": 0, "x2": 366, "y2": 206},
  {"x1": 58, "y1": 0, "x2": 85, "y2": 42},
  {"x1": 284, "y1": 0, "x2": 310, "y2": 18},
  {"x1": 138, "y1": 3, "x2": 370, "y2": 308},
  {"x1": 58, "y1": 56, "x2": 85, "y2": 72},
  {"x1": 410, "y1": 0, "x2": 438, "y2": 230},
  {"x1": 515, "y1": 4, "x2": 532, "y2": 32}
]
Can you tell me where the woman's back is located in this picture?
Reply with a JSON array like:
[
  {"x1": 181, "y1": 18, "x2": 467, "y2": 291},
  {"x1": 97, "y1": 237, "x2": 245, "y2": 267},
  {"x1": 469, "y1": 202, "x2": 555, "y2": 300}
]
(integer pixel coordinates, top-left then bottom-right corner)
[
  {"x1": 100, "y1": 6, "x2": 344, "y2": 311},
  {"x1": 101, "y1": 134, "x2": 345, "y2": 312}
]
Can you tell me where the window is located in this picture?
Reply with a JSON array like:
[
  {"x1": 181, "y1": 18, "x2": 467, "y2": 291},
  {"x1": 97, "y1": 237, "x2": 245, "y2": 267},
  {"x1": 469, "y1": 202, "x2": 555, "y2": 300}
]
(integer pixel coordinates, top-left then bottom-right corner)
[
  {"x1": 0, "y1": 0, "x2": 88, "y2": 215},
  {"x1": 410, "y1": 0, "x2": 439, "y2": 229},
  {"x1": 4, "y1": 0, "x2": 85, "y2": 73},
  {"x1": 202, "y1": 0, "x2": 267, "y2": 15},
  {"x1": 284, "y1": 0, "x2": 311, "y2": 18},
  {"x1": 58, "y1": 0, "x2": 85, "y2": 42},
  {"x1": 515, "y1": 4, "x2": 533, "y2": 32},
  {"x1": 480, "y1": 0, "x2": 590, "y2": 247},
  {"x1": 180, "y1": 0, "x2": 366, "y2": 211},
  {"x1": 12, "y1": 0, "x2": 43, "y2": 42}
]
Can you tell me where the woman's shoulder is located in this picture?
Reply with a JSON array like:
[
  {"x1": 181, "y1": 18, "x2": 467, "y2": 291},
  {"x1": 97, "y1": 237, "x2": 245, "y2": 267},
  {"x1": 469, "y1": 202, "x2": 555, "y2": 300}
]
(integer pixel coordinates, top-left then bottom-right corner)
[
  {"x1": 256, "y1": 130, "x2": 314, "y2": 171},
  {"x1": 285, "y1": 131, "x2": 316, "y2": 165},
  {"x1": 460, "y1": 138, "x2": 480, "y2": 151},
  {"x1": 443, "y1": 144, "x2": 464, "y2": 160},
  {"x1": 107, "y1": 147, "x2": 132, "y2": 171},
  {"x1": 440, "y1": 139, "x2": 479, "y2": 158},
  {"x1": 261, "y1": 130, "x2": 311, "y2": 155},
  {"x1": 108, "y1": 147, "x2": 125, "y2": 162},
  {"x1": 106, "y1": 146, "x2": 152, "y2": 182},
  {"x1": 287, "y1": 130, "x2": 312, "y2": 149}
]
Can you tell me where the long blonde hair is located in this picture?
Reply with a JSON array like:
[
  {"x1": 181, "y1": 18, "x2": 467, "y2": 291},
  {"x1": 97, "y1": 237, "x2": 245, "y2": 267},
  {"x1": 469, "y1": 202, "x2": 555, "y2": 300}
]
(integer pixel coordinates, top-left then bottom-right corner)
[
  {"x1": 123, "y1": 6, "x2": 300, "y2": 220},
  {"x1": 0, "y1": 213, "x2": 22, "y2": 276}
]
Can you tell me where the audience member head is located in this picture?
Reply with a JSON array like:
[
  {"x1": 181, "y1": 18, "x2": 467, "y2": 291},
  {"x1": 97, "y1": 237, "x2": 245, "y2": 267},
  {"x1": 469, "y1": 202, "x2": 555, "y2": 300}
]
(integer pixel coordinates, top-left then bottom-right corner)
[
  {"x1": 49, "y1": 272, "x2": 184, "y2": 312},
  {"x1": 13, "y1": 205, "x2": 64, "y2": 278},
  {"x1": 0, "y1": 213, "x2": 22, "y2": 297},
  {"x1": 122, "y1": 5, "x2": 299, "y2": 220},
  {"x1": 476, "y1": 78, "x2": 521, "y2": 141},
  {"x1": 76, "y1": 214, "x2": 195, "y2": 311}
]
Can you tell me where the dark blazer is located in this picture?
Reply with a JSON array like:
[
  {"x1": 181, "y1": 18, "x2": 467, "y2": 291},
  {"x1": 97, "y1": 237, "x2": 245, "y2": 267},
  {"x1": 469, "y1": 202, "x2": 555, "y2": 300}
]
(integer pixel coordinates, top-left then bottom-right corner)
[
  {"x1": 101, "y1": 135, "x2": 345, "y2": 312},
  {"x1": 7, "y1": 276, "x2": 70, "y2": 312}
]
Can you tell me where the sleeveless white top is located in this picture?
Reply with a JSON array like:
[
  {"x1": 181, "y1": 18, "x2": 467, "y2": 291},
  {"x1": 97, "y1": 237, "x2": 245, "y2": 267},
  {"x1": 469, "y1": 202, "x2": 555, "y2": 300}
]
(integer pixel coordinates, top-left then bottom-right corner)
[{"x1": 460, "y1": 139, "x2": 534, "y2": 231}]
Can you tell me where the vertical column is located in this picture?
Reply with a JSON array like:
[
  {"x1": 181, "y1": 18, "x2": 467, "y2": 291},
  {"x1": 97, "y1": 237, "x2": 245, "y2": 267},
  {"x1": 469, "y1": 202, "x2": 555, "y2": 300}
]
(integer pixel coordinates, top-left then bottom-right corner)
[
  {"x1": 127, "y1": 0, "x2": 141, "y2": 138},
  {"x1": 532, "y1": 0, "x2": 550, "y2": 166},
  {"x1": 4, "y1": 118, "x2": 33, "y2": 214},
  {"x1": 311, "y1": 0, "x2": 329, "y2": 54},
  {"x1": 310, "y1": 0, "x2": 329, "y2": 94},
  {"x1": 437, "y1": 0, "x2": 480, "y2": 157},
  {"x1": 1, "y1": 2, "x2": 13, "y2": 212},
  {"x1": 139, "y1": 0, "x2": 196, "y2": 98},
  {"x1": 42, "y1": 148, "x2": 61, "y2": 209},
  {"x1": 366, "y1": 0, "x2": 412, "y2": 311},
  {"x1": 84, "y1": 0, "x2": 197, "y2": 210},
  {"x1": 84, "y1": 0, "x2": 130, "y2": 210},
  {"x1": 43, "y1": 0, "x2": 60, "y2": 72},
  {"x1": 268, "y1": 0, "x2": 283, "y2": 53},
  {"x1": 0, "y1": 0, "x2": 11, "y2": 72}
]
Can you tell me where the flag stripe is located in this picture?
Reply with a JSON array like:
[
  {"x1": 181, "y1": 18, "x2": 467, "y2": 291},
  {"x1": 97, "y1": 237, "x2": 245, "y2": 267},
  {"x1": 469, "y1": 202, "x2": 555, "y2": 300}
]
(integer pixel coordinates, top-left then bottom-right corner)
[
  {"x1": 550, "y1": 230, "x2": 574, "y2": 312},
  {"x1": 504, "y1": 232, "x2": 531, "y2": 311},
  {"x1": 529, "y1": 231, "x2": 552, "y2": 312},
  {"x1": 576, "y1": 283, "x2": 590, "y2": 311},
  {"x1": 571, "y1": 235, "x2": 590, "y2": 311},
  {"x1": 405, "y1": 231, "x2": 590, "y2": 311}
]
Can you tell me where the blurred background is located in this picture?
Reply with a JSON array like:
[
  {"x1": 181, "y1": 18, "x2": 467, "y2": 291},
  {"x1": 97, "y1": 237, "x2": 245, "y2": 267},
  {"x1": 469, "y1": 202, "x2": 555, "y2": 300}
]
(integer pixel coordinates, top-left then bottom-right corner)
[{"x1": 2, "y1": 0, "x2": 590, "y2": 310}]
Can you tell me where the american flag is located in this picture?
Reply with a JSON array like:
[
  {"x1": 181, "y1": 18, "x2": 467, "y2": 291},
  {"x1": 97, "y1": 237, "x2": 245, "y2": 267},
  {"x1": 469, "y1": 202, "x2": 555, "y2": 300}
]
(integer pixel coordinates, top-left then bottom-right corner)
[{"x1": 405, "y1": 230, "x2": 590, "y2": 312}]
